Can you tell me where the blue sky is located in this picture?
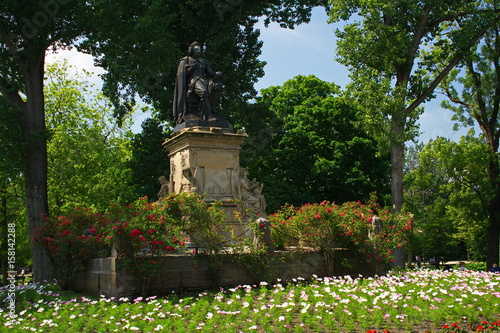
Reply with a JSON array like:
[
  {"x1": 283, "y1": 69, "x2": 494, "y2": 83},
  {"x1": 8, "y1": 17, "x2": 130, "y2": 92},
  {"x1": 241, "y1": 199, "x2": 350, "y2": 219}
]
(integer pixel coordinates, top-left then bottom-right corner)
[
  {"x1": 255, "y1": 7, "x2": 472, "y2": 144},
  {"x1": 47, "y1": 6, "x2": 472, "y2": 143}
]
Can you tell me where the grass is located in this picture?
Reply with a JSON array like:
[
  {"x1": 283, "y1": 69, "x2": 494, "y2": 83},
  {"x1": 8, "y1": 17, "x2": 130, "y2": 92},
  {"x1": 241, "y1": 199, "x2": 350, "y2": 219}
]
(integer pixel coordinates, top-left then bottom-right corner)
[{"x1": 1, "y1": 269, "x2": 499, "y2": 332}]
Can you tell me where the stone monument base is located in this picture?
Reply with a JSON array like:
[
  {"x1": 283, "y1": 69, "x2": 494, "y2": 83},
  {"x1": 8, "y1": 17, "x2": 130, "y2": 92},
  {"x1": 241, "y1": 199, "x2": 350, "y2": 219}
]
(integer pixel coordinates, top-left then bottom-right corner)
[
  {"x1": 163, "y1": 126, "x2": 252, "y2": 240},
  {"x1": 174, "y1": 119, "x2": 233, "y2": 133}
]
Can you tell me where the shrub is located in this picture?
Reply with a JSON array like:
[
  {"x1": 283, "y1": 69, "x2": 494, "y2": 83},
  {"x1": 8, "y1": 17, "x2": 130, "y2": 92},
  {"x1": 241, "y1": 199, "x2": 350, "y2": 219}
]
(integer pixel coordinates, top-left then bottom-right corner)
[
  {"x1": 268, "y1": 195, "x2": 412, "y2": 275},
  {"x1": 35, "y1": 208, "x2": 109, "y2": 289},
  {"x1": 36, "y1": 193, "x2": 229, "y2": 296}
]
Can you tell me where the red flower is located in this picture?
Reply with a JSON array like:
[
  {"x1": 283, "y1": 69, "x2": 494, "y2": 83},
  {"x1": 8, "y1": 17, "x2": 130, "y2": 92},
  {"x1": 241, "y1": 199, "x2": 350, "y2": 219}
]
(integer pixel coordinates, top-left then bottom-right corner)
[
  {"x1": 166, "y1": 246, "x2": 174, "y2": 251},
  {"x1": 139, "y1": 236, "x2": 146, "y2": 242},
  {"x1": 147, "y1": 228, "x2": 155, "y2": 235},
  {"x1": 130, "y1": 229, "x2": 142, "y2": 236}
]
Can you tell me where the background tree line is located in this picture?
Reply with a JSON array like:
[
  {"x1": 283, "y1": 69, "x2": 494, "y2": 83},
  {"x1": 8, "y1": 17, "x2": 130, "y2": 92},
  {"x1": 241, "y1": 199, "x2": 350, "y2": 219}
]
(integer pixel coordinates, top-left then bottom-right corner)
[{"x1": 1, "y1": 0, "x2": 499, "y2": 282}]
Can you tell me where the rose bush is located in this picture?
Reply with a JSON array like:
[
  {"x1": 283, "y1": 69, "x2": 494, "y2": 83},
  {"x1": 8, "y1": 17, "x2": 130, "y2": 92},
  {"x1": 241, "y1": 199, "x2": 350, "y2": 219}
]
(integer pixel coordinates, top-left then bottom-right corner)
[
  {"x1": 35, "y1": 208, "x2": 109, "y2": 290},
  {"x1": 269, "y1": 194, "x2": 413, "y2": 274},
  {"x1": 36, "y1": 193, "x2": 229, "y2": 295}
]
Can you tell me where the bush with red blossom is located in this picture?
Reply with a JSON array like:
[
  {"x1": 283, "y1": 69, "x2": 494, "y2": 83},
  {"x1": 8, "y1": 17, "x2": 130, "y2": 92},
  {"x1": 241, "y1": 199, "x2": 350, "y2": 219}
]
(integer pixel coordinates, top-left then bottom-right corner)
[
  {"x1": 36, "y1": 193, "x2": 228, "y2": 296},
  {"x1": 34, "y1": 208, "x2": 109, "y2": 290},
  {"x1": 268, "y1": 194, "x2": 413, "y2": 275}
]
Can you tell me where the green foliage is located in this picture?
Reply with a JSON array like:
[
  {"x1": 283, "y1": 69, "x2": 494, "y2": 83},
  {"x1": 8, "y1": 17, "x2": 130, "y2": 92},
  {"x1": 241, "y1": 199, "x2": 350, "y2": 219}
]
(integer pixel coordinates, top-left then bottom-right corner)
[
  {"x1": 35, "y1": 193, "x2": 228, "y2": 295},
  {"x1": 105, "y1": 196, "x2": 187, "y2": 296},
  {"x1": 454, "y1": 262, "x2": 487, "y2": 272},
  {"x1": 0, "y1": 98, "x2": 31, "y2": 273},
  {"x1": 34, "y1": 208, "x2": 108, "y2": 290},
  {"x1": 45, "y1": 61, "x2": 135, "y2": 215},
  {"x1": 437, "y1": 12, "x2": 500, "y2": 267},
  {"x1": 329, "y1": 0, "x2": 498, "y2": 219},
  {"x1": 0, "y1": 0, "x2": 324, "y2": 283},
  {"x1": 244, "y1": 75, "x2": 390, "y2": 211},
  {"x1": 231, "y1": 221, "x2": 285, "y2": 283},
  {"x1": 80, "y1": 0, "x2": 325, "y2": 123},
  {"x1": 127, "y1": 118, "x2": 171, "y2": 201},
  {"x1": 0, "y1": 98, "x2": 24, "y2": 179},
  {"x1": 405, "y1": 135, "x2": 491, "y2": 261},
  {"x1": 269, "y1": 195, "x2": 413, "y2": 274}
]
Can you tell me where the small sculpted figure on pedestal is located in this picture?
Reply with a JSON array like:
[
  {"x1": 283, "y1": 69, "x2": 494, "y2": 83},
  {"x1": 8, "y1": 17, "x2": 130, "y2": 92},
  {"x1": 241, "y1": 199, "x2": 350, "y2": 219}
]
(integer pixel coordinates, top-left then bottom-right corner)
[{"x1": 238, "y1": 168, "x2": 266, "y2": 218}]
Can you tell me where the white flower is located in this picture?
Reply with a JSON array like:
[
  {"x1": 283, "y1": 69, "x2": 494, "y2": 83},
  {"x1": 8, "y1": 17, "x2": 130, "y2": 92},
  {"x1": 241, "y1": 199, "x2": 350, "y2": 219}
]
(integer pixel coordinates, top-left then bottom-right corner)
[
  {"x1": 278, "y1": 316, "x2": 285, "y2": 321},
  {"x1": 206, "y1": 312, "x2": 213, "y2": 319}
]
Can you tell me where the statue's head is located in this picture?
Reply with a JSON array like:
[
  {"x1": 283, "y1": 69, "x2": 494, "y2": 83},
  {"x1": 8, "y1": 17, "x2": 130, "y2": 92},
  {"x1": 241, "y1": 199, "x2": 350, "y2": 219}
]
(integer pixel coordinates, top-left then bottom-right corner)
[{"x1": 188, "y1": 41, "x2": 202, "y2": 58}]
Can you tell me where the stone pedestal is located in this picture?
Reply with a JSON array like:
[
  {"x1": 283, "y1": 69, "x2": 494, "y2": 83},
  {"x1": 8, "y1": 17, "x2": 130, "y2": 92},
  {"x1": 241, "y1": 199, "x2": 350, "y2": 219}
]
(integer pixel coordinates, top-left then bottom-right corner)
[{"x1": 163, "y1": 126, "x2": 251, "y2": 239}]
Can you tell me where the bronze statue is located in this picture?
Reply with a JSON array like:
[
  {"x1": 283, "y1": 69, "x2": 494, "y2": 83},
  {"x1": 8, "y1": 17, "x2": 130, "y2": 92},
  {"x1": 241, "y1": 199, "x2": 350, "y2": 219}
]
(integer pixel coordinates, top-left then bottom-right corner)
[{"x1": 173, "y1": 41, "x2": 223, "y2": 124}]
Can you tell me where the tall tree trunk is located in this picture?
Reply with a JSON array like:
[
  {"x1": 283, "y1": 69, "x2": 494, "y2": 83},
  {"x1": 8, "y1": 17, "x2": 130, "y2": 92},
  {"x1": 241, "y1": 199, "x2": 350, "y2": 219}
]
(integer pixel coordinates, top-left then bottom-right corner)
[
  {"x1": 390, "y1": 115, "x2": 405, "y2": 268},
  {"x1": 21, "y1": 53, "x2": 53, "y2": 283}
]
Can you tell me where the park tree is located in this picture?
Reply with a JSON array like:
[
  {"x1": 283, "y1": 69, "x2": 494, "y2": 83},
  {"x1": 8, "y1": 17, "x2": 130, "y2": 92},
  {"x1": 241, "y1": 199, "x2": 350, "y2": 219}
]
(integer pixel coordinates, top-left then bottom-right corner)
[
  {"x1": 438, "y1": 13, "x2": 500, "y2": 267},
  {"x1": 329, "y1": 0, "x2": 500, "y2": 266},
  {"x1": 80, "y1": 0, "x2": 328, "y2": 123},
  {"x1": 0, "y1": 0, "x2": 324, "y2": 282},
  {"x1": 243, "y1": 75, "x2": 390, "y2": 212},
  {"x1": 405, "y1": 135, "x2": 491, "y2": 261},
  {"x1": 126, "y1": 118, "x2": 171, "y2": 201},
  {"x1": 45, "y1": 61, "x2": 134, "y2": 216}
]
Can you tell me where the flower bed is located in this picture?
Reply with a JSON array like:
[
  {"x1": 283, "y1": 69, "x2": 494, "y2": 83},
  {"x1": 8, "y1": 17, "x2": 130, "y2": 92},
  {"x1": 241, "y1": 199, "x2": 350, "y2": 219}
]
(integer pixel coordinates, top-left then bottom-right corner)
[{"x1": 1, "y1": 270, "x2": 499, "y2": 332}]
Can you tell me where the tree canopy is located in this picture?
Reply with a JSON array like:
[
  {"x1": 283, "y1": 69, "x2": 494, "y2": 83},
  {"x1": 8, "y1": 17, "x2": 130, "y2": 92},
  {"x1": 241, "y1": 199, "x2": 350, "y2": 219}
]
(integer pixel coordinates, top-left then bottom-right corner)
[
  {"x1": 44, "y1": 61, "x2": 135, "y2": 216},
  {"x1": 79, "y1": 0, "x2": 328, "y2": 123},
  {"x1": 437, "y1": 10, "x2": 500, "y2": 268},
  {"x1": 405, "y1": 135, "x2": 492, "y2": 261},
  {"x1": 242, "y1": 75, "x2": 390, "y2": 212}
]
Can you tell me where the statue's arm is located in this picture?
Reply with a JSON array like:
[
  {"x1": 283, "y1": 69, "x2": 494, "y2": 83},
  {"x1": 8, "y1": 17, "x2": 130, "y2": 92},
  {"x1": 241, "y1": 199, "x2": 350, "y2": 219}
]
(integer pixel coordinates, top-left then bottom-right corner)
[
  {"x1": 184, "y1": 58, "x2": 197, "y2": 75},
  {"x1": 204, "y1": 59, "x2": 216, "y2": 78}
]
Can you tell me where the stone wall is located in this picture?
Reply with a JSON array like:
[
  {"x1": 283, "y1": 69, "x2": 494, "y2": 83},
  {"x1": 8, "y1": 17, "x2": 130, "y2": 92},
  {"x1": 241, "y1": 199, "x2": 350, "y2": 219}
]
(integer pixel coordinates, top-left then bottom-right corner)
[{"x1": 74, "y1": 250, "x2": 377, "y2": 298}]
